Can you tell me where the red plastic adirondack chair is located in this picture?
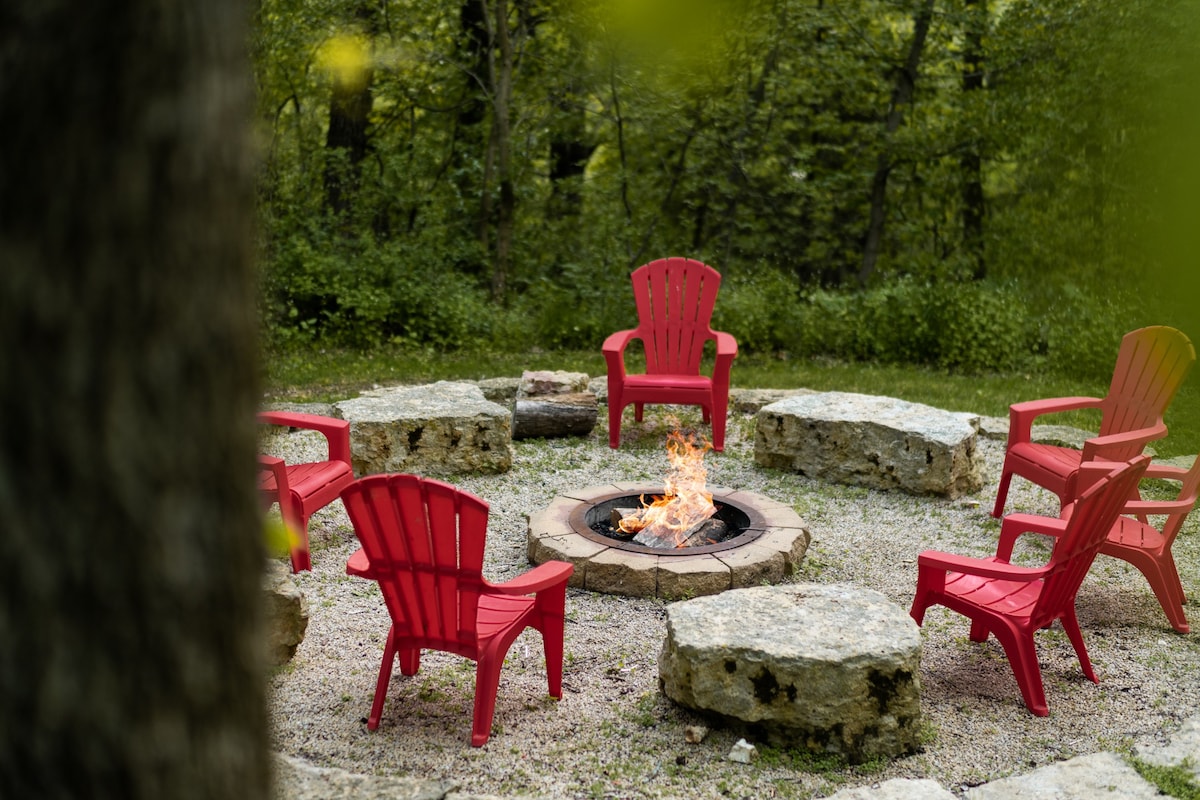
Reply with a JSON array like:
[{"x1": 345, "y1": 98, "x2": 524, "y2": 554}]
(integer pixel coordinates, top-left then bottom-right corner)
[
  {"x1": 258, "y1": 411, "x2": 355, "y2": 572},
  {"x1": 992, "y1": 326, "x2": 1194, "y2": 518},
  {"x1": 603, "y1": 258, "x2": 738, "y2": 451},
  {"x1": 341, "y1": 474, "x2": 574, "y2": 747},
  {"x1": 910, "y1": 456, "x2": 1150, "y2": 716},
  {"x1": 1081, "y1": 454, "x2": 1200, "y2": 633}
]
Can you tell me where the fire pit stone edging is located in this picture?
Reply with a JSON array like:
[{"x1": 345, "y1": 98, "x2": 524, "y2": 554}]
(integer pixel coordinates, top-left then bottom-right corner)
[{"x1": 525, "y1": 483, "x2": 810, "y2": 600}]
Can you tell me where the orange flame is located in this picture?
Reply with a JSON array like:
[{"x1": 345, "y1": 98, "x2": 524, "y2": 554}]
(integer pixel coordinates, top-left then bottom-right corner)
[{"x1": 618, "y1": 430, "x2": 716, "y2": 547}]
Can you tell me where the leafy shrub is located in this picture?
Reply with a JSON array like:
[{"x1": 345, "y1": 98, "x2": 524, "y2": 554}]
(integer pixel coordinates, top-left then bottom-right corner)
[
  {"x1": 792, "y1": 278, "x2": 1037, "y2": 374},
  {"x1": 262, "y1": 231, "x2": 492, "y2": 349},
  {"x1": 713, "y1": 267, "x2": 804, "y2": 354}
]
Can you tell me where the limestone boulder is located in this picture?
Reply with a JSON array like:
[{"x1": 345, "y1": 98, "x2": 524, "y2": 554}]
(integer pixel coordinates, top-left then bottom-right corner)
[
  {"x1": 659, "y1": 583, "x2": 922, "y2": 763},
  {"x1": 754, "y1": 391, "x2": 982, "y2": 497},
  {"x1": 262, "y1": 562, "x2": 308, "y2": 666},
  {"x1": 334, "y1": 381, "x2": 513, "y2": 476},
  {"x1": 518, "y1": 369, "x2": 591, "y2": 396}
]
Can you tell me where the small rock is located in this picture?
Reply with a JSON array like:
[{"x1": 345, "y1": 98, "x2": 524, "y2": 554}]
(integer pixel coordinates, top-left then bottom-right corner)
[
  {"x1": 727, "y1": 739, "x2": 757, "y2": 764},
  {"x1": 684, "y1": 725, "x2": 709, "y2": 744}
]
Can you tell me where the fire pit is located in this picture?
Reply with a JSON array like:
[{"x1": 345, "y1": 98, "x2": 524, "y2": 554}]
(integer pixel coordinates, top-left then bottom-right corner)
[
  {"x1": 528, "y1": 483, "x2": 808, "y2": 599},
  {"x1": 526, "y1": 432, "x2": 810, "y2": 598}
]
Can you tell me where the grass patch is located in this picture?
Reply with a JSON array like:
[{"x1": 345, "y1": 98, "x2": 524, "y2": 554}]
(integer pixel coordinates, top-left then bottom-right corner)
[{"x1": 1129, "y1": 757, "x2": 1200, "y2": 799}]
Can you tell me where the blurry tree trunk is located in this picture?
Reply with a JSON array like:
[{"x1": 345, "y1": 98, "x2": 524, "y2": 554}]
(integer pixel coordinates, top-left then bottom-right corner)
[
  {"x1": 0, "y1": 1, "x2": 268, "y2": 798},
  {"x1": 961, "y1": 0, "x2": 987, "y2": 280},
  {"x1": 859, "y1": 0, "x2": 935, "y2": 286},
  {"x1": 324, "y1": 1, "x2": 378, "y2": 218}
]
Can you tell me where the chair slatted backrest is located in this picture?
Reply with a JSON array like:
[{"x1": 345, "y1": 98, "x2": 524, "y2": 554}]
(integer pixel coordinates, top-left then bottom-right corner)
[
  {"x1": 342, "y1": 474, "x2": 489, "y2": 659},
  {"x1": 1031, "y1": 456, "x2": 1150, "y2": 628},
  {"x1": 1099, "y1": 326, "x2": 1194, "y2": 442},
  {"x1": 631, "y1": 258, "x2": 721, "y2": 376}
]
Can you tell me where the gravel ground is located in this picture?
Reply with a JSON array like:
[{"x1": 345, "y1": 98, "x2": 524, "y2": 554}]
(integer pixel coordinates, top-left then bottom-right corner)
[{"x1": 264, "y1": 403, "x2": 1200, "y2": 799}]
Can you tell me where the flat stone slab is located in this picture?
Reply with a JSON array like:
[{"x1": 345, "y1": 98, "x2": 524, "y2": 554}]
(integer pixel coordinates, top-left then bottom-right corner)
[
  {"x1": 826, "y1": 778, "x2": 956, "y2": 800},
  {"x1": 754, "y1": 391, "x2": 982, "y2": 498},
  {"x1": 964, "y1": 752, "x2": 1160, "y2": 799},
  {"x1": 334, "y1": 381, "x2": 513, "y2": 476},
  {"x1": 658, "y1": 583, "x2": 923, "y2": 763}
]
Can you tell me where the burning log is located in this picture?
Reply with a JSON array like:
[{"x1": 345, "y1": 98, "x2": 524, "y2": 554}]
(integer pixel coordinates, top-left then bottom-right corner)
[{"x1": 632, "y1": 517, "x2": 728, "y2": 549}]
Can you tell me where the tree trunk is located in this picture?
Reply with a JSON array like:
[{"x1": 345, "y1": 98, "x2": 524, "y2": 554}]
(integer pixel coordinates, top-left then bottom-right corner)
[
  {"x1": 0, "y1": 2, "x2": 268, "y2": 798},
  {"x1": 859, "y1": 0, "x2": 936, "y2": 286},
  {"x1": 961, "y1": 0, "x2": 987, "y2": 280},
  {"x1": 324, "y1": 1, "x2": 377, "y2": 218},
  {"x1": 487, "y1": 0, "x2": 517, "y2": 303}
]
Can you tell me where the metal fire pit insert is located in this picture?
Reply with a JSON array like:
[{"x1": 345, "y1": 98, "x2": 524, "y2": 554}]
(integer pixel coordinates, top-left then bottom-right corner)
[{"x1": 526, "y1": 483, "x2": 810, "y2": 599}]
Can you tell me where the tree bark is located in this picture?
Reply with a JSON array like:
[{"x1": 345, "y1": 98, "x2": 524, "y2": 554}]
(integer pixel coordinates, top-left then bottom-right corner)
[
  {"x1": 324, "y1": 1, "x2": 378, "y2": 218},
  {"x1": 0, "y1": 2, "x2": 268, "y2": 798},
  {"x1": 486, "y1": 0, "x2": 517, "y2": 303},
  {"x1": 961, "y1": 0, "x2": 987, "y2": 280},
  {"x1": 859, "y1": 0, "x2": 936, "y2": 286}
]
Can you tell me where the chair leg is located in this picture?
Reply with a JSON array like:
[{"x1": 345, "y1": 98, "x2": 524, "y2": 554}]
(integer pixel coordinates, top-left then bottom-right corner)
[
  {"x1": 608, "y1": 402, "x2": 624, "y2": 449},
  {"x1": 1131, "y1": 553, "x2": 1190, "y2": 634},
  {"x1": 992, "y1": 469, "x2": 1014, "y2": 519},
  {"x1": 536, "y1": 587, "x2": 568, "y2": 698},
  {"x1": 634, "y1": 403, "x2": 644, "y2": 422},
  {"x1": 989, "y1": 621, "x2": 1049, "y2": 716},
  {"x1": 471, "y1": 655, "x2": 505, "y2": 747},
  {"x1": 711, "y1": 403, "x2": 726, "y2": 452},
  {"x1": 1060, "y1": 608, "x2": 1099, "y2": 683},
  {"x1": 368, "y1": 627, "x2": 399, "y2": 731},
  {"x1": 283, "y1": 502, "x2": 312, "y2": 573},
  {"x1": 399, "y1": 647, "x2": 421, "y2": 675}
]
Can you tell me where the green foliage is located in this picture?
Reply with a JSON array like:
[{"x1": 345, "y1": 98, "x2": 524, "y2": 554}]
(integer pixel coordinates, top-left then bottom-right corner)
[
  {"x1": 251, "y1": 0, "x2": 1196, "y2": 385},
  {"x1": 793, "y1": 278, "x2": 1038, "y2": 375},
  {"x1": 713, "y1": 268, "x2": 804, "y2": 354}
]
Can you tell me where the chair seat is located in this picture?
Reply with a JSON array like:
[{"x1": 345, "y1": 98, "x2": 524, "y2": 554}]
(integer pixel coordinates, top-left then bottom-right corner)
[
  {"x1": 622, "y1": 374, "x2": 713, "y2": 391},
  {"x1": 261, "y1": 460, "x2": 354, "y2": 499},
  {"x1": 1005, "y1": 442, "x2": 1083, "y2": 489},
  {"x1": 476, "y1": 593, "x2": 538, "y2": 639},
  {"x1": 1107, "y1": 516, "x2": 1165, "y2": 552},
  {"x1": 945, "y1": 568, "x2": 1040, "y2": 618}
]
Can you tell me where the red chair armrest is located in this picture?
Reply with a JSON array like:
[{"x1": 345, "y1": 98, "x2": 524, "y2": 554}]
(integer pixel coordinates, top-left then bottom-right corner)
[
  {"x1": 1007, "y1": 396, "x2": 1102, "y2": 446},
  {"x1": 1123, "y1": 498, "x2": 1194, "y2": 516},
  {"x1": 917, "y1": 549, "x2": 1047, "y2": 581},
  {"x1": 259, "y1": 411, "x2": 352, "y2": 467},
  {"x1": 258, "y1": 454, "x2": 290, "y2": 494},
  {"x1": 714, "y1": 331, "x2": 738, "y2": 358},
  {"x1": 603, "y1": 329, "x2": 640, "y2": 380},
  {"x1": 995, "y1": 513, "x2": 1068, "y2": 562},
  {"x1": 488, "y1": 561, "x2": 574, "y2": 595},
  {"x1": 346, "y1": 547, "x2": 375, "y2": 578},
  {"x1": 1079, "y1": 421, "x2": 1167, "y2": 461},
  {"x1": 1144, "y1": 463, "x2": 1191, "y2": 481},
  {"x1": 602, "y1": 329, "x2": 639, "y2": 357}
]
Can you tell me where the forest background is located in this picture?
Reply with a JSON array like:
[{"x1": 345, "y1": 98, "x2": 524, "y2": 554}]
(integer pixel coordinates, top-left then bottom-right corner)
[{"x1": 253, "y1": 0, "x2": 1200, "y2": 384}]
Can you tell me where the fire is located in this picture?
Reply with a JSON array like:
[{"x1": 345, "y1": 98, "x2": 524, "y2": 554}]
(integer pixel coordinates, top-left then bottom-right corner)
[{"x1": 618, "y1": 430, "x2": 717, "y2": 547}]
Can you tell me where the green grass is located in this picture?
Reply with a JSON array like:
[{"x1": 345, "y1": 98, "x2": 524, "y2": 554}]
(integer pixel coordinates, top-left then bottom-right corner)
[{"x1": 261, "y1": 345, "x2": 1200, "y2": 458}]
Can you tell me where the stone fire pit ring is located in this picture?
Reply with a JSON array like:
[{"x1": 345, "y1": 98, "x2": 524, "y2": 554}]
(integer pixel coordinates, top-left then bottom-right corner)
[{"x1": 526, "y1": 483, "x2": 810, "y2": 599}]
